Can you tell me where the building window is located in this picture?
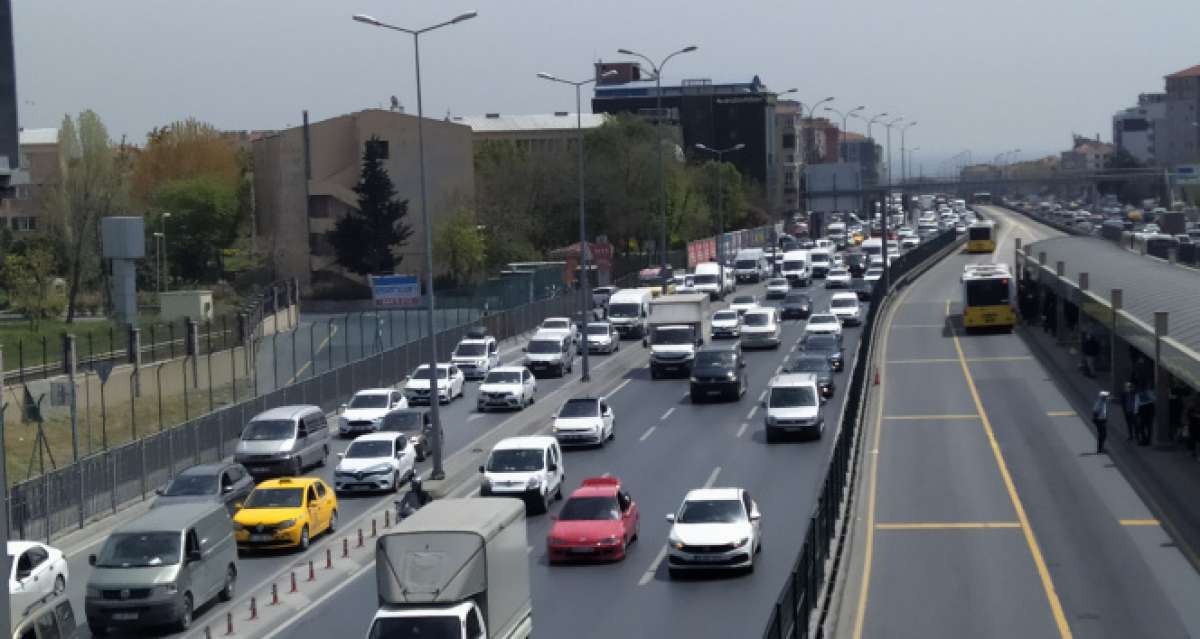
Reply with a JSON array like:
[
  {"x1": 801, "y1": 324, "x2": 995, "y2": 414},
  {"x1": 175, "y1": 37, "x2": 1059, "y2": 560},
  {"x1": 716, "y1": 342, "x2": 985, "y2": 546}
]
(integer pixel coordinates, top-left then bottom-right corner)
[
  {"x1": 14, "y1": 185, "x2": 30, "y2": 200},
  {"x1": 12, "y1": 216, "x2": 36, "y2": 232},
  {"x1": 365, "y1": 139, "x2": 390, "y2": 159},
  {"x1": 782, "y1": 134, "x2": 795, "y2": 149}
]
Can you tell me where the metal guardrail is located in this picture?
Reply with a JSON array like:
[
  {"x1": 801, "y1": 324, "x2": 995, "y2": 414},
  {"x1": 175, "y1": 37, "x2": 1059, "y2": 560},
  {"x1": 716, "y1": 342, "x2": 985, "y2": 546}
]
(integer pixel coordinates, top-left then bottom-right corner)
[{"x1": 761, "y1": 229, "x2": 961, "y2": 639}]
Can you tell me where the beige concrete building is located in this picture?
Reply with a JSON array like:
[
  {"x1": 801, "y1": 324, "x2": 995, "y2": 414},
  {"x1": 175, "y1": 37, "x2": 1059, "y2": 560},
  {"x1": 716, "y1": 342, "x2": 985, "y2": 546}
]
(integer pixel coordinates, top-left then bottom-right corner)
[
  {"x1": 0, "y1": 128, "x2": 59, "y2": 234},
  {"x1": 450, "y1": 112, "x2": 607, "y2": 152},
  {"x1": 252, "y1": 110, "x2": 474, "y2": 292}
]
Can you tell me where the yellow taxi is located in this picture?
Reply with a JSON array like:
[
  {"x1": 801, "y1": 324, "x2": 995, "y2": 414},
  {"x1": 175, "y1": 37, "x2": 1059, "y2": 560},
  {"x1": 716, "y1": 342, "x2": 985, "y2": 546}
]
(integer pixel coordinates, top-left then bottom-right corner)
[{"x1": 232, "y1": 477, "x2": 338, "y2": 551}]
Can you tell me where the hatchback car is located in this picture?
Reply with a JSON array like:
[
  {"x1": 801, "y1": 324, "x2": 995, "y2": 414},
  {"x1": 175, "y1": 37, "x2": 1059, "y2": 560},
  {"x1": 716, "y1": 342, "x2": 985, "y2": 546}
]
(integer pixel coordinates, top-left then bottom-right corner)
[
  {"x1": 477, "y1": 366, "x2": 538, "y2": 411},
  {"x1": 780, "y1": 292, "x2": 812, "y2": 320},
  {"x1": 740, "y1": 307, "x2": 781, "y2": 349},
  {"x1": 711, "y1": 309, "x2": 741, "y2": 339},
  {"x1": 547, "y1": 477, "x2": 639, "y2": 563},
  {"x1": 800, "y1": 332, "x2": 845, "y2": 371},
  {"x1": 153, "y1": 462, "x2": 254, "y2": 514},
  {"x1": 804, "y1": 313, "x2": 843, "y2": 338},
  {"x1": 233, "y1": 477, "x2": 338, "y2": 551},
  {"x1": 404, "y1": 364, "x2": 465, "y2": 405},
  {"x1": 689, "y1": 344, "x2": 746, "y2": 402},
  {"x1": 338, "y1": 388, "x2": 407, "y2": 437},
  {"x1": 666, "y1": 488, "x2": 761, "y2": 576},
  {"x1": 765, "y1": 278, "x2": 791, "y2": 299},
  {"x1": 552, "y1": 397, "x2": 616, "y2": 447},
  {"x1": 728, "y1": 295, "x2": 758, "y2": 316}
]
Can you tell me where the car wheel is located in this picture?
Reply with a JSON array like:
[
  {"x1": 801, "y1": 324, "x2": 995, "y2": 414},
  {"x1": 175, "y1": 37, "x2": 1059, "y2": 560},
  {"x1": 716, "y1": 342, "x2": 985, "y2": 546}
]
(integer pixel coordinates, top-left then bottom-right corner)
[
  {"x1": 392, "y1": 471, "x2": 401, "y2": 493},
  {"x1": 53, "y1": 574, "x2": 66, "y2": 595},
  {"x1": 218, "y1": 565, "x2": 236, "y2": 602},
  {"x1": 328, "y1": 510, "x2": 339, "y2": 533},
  {"x1": 298, "y1": 525, "x2": 310, "y2": 551},
  {"x1": 174, "y1": 593, "x2": 194, "y2": 632},
  {"x1": 766, "y1": 429, "x2": 779, "y2": 444}
]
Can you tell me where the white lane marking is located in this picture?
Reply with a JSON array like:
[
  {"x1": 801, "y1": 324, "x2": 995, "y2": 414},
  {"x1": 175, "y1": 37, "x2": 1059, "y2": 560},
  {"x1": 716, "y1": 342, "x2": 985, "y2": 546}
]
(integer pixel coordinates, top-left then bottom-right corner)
[
  {"x1": 790, "y1": 343, "x2": 799, "y2": 353},
  {"x1": 774, "y1": 364, "x2": 783, "y2": 375},
  {"x1": 736, "y1": 422, "x2": 749, "y2": 438},
  {"x1": 467, "y1": 413, "x2": 486, "y2": 422},
  {"x1": 758, "y1": 390, "x2": 767, "y2": 402},
  {"x1": 747, "y1": 405, "x2": 759, "y2": 420},
  {"x1": 527, "y1": 545, "x2": 534, "y2": 554},
  {"x1": 681, "y1": 391, "x2": 690, "y2": 400},
  {"x1": 602, "y1": 472, "x2": 611, "y2": 477},
  {"x1": 661, "y1": 407, "x2": 675, "y2": 421},
  {"x1": 638, "y1": 545, "x2": 669, "y2": 586},
  {"x1": 640, "y1": 426, "x2": 657, "y2": 442},
  {"x1": 607, "y1": 378, "x2": 632, "y2": 397},
  {"x1": 704, "y1": 466, "x2": 722, "y2": 487},
  {"x1": 257, "y1": 560, "x2": 377, "y2": 639}
]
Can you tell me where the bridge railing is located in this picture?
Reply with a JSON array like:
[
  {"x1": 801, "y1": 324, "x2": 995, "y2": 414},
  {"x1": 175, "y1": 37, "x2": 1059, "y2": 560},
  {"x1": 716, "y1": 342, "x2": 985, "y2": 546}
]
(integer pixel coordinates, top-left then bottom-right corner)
[{"x1": 761, "y1": 228, "x2": 963, "y2": 639}]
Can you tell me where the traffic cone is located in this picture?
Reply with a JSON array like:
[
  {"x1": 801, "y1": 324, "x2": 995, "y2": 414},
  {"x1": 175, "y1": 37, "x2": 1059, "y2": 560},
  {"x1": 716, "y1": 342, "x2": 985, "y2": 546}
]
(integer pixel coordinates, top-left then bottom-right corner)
[{"x1": 874, "y1": 367, "x2": 880, "y2": 386}]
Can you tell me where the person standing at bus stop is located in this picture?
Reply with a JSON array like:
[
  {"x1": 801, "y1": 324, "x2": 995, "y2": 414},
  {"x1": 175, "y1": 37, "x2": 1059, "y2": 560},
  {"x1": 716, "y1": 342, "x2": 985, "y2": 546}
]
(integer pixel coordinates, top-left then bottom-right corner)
[{"x1": 1092, "y1": 390, "x2": 1110, "y2": 454}]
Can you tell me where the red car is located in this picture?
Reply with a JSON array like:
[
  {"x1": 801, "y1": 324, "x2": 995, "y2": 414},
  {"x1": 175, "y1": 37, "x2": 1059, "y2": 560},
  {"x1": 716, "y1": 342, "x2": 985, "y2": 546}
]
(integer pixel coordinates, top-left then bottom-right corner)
[{"x1": 547, "y1": 477, "x2": 639, "y2": 563}]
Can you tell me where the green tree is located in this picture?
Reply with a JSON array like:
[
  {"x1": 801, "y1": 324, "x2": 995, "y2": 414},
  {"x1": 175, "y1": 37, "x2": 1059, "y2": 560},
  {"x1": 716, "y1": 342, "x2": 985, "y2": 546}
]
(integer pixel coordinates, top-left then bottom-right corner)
[
  {"x1": 152, "y1": 175, "x2": 241, "y2": 282},
  {"x1": 433, "y1": 207, "x2": 487, "y2": 285},
  {"x1": 326, "y1": 136, "x2": 414, "y2": 275},
  {"x1": 44, "y1": 110, "x2": 129, "y2": 323},
  {"x1": 1, "y1": 243, "x2": 64, "y2": 323}
]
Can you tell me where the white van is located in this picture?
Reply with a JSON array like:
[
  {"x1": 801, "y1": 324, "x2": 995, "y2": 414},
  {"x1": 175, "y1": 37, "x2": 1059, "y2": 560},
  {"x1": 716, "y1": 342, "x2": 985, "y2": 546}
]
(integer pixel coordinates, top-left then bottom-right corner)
[
  {"x1": 606, "y1": 288, "x2": 653, "y2": 339},
  {"x1": 780, "y1": 250, "x2": 811, "y2": 287},
  {"x1": 692, "y1": 262, "x2": 726, "y2": 300},
  {"x1": 479, "y1": 436, "x2": 565, "y2": 514},
  {"x1": 808, "y1": 247, "x2": 833, "y2": 278}
]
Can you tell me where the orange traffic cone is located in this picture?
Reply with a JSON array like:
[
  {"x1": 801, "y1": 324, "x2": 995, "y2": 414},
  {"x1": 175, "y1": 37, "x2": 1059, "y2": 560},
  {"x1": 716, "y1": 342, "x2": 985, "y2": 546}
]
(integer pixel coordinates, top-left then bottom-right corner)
[{"x1": 874, "y1": 367, "x2": 880, "y2": 386}]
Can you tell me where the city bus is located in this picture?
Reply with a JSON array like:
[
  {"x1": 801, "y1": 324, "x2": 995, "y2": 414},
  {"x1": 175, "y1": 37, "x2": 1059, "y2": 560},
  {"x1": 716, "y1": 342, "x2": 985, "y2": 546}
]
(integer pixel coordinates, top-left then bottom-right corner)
[
  {"x1": 966, "y1": 220, "x2": 996, "y2": 253},
  {"x1": 960, "y1": 263, "x2": 1014, "y2": 331}
]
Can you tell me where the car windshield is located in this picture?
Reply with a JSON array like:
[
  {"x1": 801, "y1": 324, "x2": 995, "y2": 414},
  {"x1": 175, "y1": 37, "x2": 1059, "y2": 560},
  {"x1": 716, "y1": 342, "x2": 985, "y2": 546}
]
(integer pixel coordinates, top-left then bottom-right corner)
[
  {"x1": 349, "y1": 394, "x2": 389, "y2": 409},
  {"x1": 484, "y1": 371, "x2": 522, "y2": 384},
  {"x1": 866, "y1": 269, "x2": 883, "y2": 276},
  {"x1": 368, "y1": 617, "x2": 460, "y2": 639},
  {"x1": 782, "y1": 261, "x2": 805, "y2": 271},
  {"x1": 345, "y1": 440, "x2": 394, "y2": 458},
  {"x1": 559, "y1": 399, "x2": 600, "y2": 418},
  {"x1": 805, "y1": 335, "x2": 839, "y2": 350},
  {"x1": 542, "y1": 320, "x2": 569, "y2": 330},
  {"x1": 790, "y1": 358, "x2": 830, "y2": 374},
  {"x1": 770, "y1": 386, "x2": 818, "y2": 408},
  {"x1": 242, "y1": 420, "x2": 294, "y2": 441},
  {"x1": 768, "y1": 279, "x2": 788, "y2": 287},
  {"x1": 587, "y1": 324, "x2": 610, "y2": 335},
  {"x1": 713, "y1": 311, "x2": 738, "y2": 322},
  {"x1": 412, "y1": 366, "x2": 448, "y2": 380},
  {"x1": 559, "y1": 496, "x2": 621, "y2": 521},
  {"x1": 810, "y1": 254, "x2": 830, "y2": 264},
  {"x1": 695, "y1": 351, "x2": 736, "y2": 367},
  {"x1": 381, "y1": 412, "x2": 423, "y2": 432},
  {"x1": 829, "y1": 269, "x2": 847, "y2": 277},
  {"x1": 454, "y1": 343, "x2": 486, "y2": 357},
  {"x1": 486, "y1": 449, "x2": 544, "y2": 472},
  {"x1": 95, "y1": 532, "x2": 181, "y2": 568},
  {"x1": 810, "y1": 315, "x2": 837, "y2": 324},
  {"x1": 162, "y1": 472, "x2": 217, "y2": 496},
  {"x1": 733, "y1": 296, "x2": 755, "y2": 305},
  {"x1": 735, "y1": 260, "x2": 758, "y2": 269},
  {"x1": 743, "y1": 313, "x2": 771, "y2": 327},
  {"x1": 608, "y1": 303, "x2": 640, "y2": 318},
  {"x1": 244, "y1": 487, "x2": 304, "y2": 509},
  {"x1": 831, "y1": 298, "x2": 857, "y2": 308},
  {"x1": 677, "y1": 499, "x2": 746, "y2": 524},
  {"x1": 785, "y1": 294, "x2": 810, "y2": 304},
  {"x1": 528, "y1": 340, "x2": 560, "y2": 354},
  {"x1": 652, "y1": 327, "x2": 694, "y2": 344}
]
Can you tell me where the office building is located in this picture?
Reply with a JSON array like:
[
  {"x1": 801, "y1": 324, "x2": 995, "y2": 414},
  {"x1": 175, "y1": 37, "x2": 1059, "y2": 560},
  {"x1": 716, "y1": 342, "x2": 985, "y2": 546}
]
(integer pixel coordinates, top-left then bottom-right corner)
[
  {"x1": 0, "y1": 127, "x2": 58, "y2": 234},
  {"x1": 1113, "y1": 93, "x2": 1166, "y2": 166},
  {"x1": 1160, "y1": 64, "x2": 1200, "y2": 167},
  {"x1": 841, "y1": 132, "x2": 882, "y2": 186},
  {"x1": 1060, "y1": 134, "x2": 1114, "y2": 172},
  {"x1": 776, "y1": 101, "x2": 803, "y2": 212}
]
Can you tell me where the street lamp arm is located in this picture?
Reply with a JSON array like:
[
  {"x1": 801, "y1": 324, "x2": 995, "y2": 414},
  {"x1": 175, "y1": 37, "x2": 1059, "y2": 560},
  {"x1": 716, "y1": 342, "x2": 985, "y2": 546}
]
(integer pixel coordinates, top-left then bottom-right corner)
[{"x1": 617, "y1": 49, "x2": 658, "y2": 76}]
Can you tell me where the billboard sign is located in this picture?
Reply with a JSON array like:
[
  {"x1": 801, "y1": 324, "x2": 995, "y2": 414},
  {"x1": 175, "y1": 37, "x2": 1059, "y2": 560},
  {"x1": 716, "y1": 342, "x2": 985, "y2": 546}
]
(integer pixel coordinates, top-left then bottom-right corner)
[{"x1": 370, "y1": 275, "x2": 422, "y2": 308}]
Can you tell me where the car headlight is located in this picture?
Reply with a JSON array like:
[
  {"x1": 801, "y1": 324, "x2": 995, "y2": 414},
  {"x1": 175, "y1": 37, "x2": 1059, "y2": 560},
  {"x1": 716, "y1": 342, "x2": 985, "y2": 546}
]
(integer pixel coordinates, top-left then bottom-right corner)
[
  {"x1": 526, "y1": 477, "x2": 543, "y2": 489},
  {"x1": 600, "y1": 535, "x2": 621, "y2": 545},
  {"x1": 153, "y1": 583, "x2": 179, "y2": 596},
  {"x1": 365, "y1": 464, "x2": 393, "y2": 475},
  {"x1": 726, "y1": 371, "x2": 737, "y2": 380},
  {"x1": 277, "y1": 519, "x2": 297, "y2": 530},
  {"x1": 670, "y1": 537, "x2": 685, "y2": 550}
]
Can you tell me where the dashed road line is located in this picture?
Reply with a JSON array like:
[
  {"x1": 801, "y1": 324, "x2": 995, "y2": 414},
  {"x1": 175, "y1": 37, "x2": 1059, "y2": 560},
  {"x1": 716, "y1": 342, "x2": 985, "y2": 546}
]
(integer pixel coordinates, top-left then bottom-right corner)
[
  {"x1": 661, "y1": 407, "x2": 675, "y2": 421},
  {"x1": 1119, "y1": 519, "x2": 1160, "y2": 527},
  {"x1": 639, "y1": 426, "x2": 657, "y2": 442},
  {"x1": 746, "y1": 405, "x2": 759, "y2": 420},
  {"x1": 638, "y1": 545, "x2": 668, "y2": 587},
  {"x1": 736, "y1": 422, "x2": 749, "y2": 438}
]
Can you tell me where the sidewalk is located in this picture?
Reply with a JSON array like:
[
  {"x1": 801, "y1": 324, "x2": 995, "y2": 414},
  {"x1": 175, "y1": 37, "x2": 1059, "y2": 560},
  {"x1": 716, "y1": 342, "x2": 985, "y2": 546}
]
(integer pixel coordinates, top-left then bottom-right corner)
[{"x1": 1019, "y1": 322, "x2": 1200, "y2": 570}]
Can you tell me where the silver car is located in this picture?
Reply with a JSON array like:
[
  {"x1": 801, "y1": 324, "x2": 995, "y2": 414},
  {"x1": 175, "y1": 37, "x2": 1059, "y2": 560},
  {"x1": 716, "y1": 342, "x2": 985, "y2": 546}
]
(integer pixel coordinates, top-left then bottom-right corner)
[{"x1": 234, "y1": 405, "x2": 331, "y2": 477}]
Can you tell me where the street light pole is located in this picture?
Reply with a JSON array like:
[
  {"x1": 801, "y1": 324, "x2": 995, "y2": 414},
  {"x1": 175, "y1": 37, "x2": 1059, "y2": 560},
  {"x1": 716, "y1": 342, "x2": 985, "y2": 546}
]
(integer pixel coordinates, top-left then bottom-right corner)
[
  {"x1": 883, "y1": 116, "x2": 903, "y2": 188},
  {"x1": 353, "y1": 9, "x2": 477, "y2": 481},
  {"x1": 899, "y1": 121, "x2": 917, "y2": 186},
  {"x1": 694, "y1": 143, "x2": 745, "y2": 269},
  {"x1": 824, "y1": 105, "x2": 863, "y2": 162},
  {"x1": 537, "y1": 69, "x2": 617, "y2": 384},
  {"x1": 618, "y1": 46, "x2": 697, "y2": 278},
  {"x1": 160, "y1": 212, "x2": 171, "y2": 293},
  {"x1": 798, "y1": 97, "x2": 834, "y2": 163}
]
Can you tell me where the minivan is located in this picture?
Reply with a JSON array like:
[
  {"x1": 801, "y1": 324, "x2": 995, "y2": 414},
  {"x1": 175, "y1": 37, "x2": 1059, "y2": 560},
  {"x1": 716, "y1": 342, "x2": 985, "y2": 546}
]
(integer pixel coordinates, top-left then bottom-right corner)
[
  {"x1": 85, "y1": 503, "x2": 237, "y2": 635},
  {"x1": 234, "y1": 405, "x2": 331, "y2": 477},
  {"x1": 523, "y1": 331, "x2": 575, "y2": 378},
  {"x1": 479, "y1": 436, "x2": 565, "y2": 514}
]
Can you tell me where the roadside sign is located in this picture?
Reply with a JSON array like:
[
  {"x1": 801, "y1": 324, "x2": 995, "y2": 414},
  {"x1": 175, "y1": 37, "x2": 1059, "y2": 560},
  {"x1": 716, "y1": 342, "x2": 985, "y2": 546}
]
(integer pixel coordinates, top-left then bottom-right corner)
[
  {"x1": 50, "y1": 381, "x2": 71, "y2": 407},
  {"x1": 1174, "y1": 165, "x2": 1200, "y2": 185},
  {"x1": 370, "y1": 275, "x2": 422, "y2": 308},
  {"x1": 94, "y1": 361, "x2": 115, "y2": 384}
]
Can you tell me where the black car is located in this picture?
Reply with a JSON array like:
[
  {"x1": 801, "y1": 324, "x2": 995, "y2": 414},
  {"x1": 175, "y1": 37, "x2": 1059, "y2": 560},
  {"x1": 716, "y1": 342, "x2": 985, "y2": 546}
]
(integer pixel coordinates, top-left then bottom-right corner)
[
  {"x1": 799, "y1": 332, "x2": 844, "y2": 372},
  {"x1": 378, "y1": 409, "x2": 433, "y2": 461},
  {"x1": 153, "y1": 461, "x2": 255, "y2": 514},
  {"x1": 781, "y1": 292, "x2": 813, "y2": 319},
  {"x1": 788, "y1": 354, "x2": 836, "y2": 397},
  {"x1": 844, "y1": 253, "x2": 867, "y2": 278},
  {"x1": 850, "y1": 279, "x2": 874, "y2": 301},
  {"x1": 689, "y1": 344, "x2": 747, "y2": 402}
]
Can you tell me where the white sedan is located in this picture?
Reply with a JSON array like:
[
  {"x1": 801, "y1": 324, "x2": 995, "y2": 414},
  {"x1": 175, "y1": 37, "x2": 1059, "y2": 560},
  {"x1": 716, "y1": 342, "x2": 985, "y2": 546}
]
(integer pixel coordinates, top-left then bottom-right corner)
[
  {"x1": 8, "y1": 541, "x2": 69, "y2": 616},
  {"x1": 477, "y1": 366, "x2": 538, "y2": 411},
  {"x1": 404, "y1": 363, "x2": 466, "y2": 405},
  {"x1": 825, "y1": 268, "x2": 851, "y2": 288},
  {"x1": 765, "y1": 278, "x2": 791, "y2": 299},
  {"x1": 711, "y1": 309, "x2": 742, "y2": 339},
  {"x1": 740, "y1": 307, "x2": 781, "y2": 349},
  {"x1": 864, "y1": 267, "x2": 884, "y2": 283},
  {"x1": 728, "y1": 295, "x2": 759, "y2": 316},
  {"x1": 338, "y1": 388, "x2": 407, "y2": 438},
  {"x1": 666, "y1": 488, "x2": 761, "y2": 576},
  {"x1": 804, "y1": 313, "x2": 843, "y2": 338},
  {"x1": 334, "y1": 432, "x2": 416, "y2": 493},
  {"x1": 552, "y1": 396, "x2": 616, "y2": 447}
]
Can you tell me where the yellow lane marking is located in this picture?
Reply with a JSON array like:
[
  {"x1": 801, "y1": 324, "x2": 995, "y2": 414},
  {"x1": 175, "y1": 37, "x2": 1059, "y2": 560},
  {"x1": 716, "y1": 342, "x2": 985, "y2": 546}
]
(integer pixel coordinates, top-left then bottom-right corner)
[
  {"x1": 852, "y1": 266, "x2": 923, "y2": 638},
  {"x1": 286, "y1": 323, "x2": 339, "y2": 385},
  {"x1": 887, "y1": 356, "x2": 1033, "y2": 364},
  {"x1": 1119, "y1": 519, "x2": 1160, "y2": 527},
  {"x1": 876, "y1": 522, "x2": 1021, "y2": 530},
  {"x1": 1046, "y1": 410, "x2": 1076, "y2": 417},
  {"x1": 884, "y1": 414, "x2": 981, "y2": 421},
  {"x1": 948, "y1": 299, "x2": 1073, "y2": 638}
]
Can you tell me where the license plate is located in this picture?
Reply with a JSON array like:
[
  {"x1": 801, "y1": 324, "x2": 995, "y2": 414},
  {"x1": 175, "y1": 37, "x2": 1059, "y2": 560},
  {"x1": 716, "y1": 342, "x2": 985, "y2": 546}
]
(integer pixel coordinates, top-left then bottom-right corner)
[
  {"x1": 689, "y1": 554, "x2": 725, "y2": 563},
  {"x1": 707, "y1": 390, "x2": 722, "y2": 396},
  {"x1": 984, "y1": 314, "x2": 995, "y2": 321},
  {"x1": 250, "y1": 533, "x2": 274, "y2": 542},
  {"x1": 569, "y1": 547, "x2": 594, "y2": 554},
  {"x1": 112, "y1": 613, "x2": 139, "y2": 621}
]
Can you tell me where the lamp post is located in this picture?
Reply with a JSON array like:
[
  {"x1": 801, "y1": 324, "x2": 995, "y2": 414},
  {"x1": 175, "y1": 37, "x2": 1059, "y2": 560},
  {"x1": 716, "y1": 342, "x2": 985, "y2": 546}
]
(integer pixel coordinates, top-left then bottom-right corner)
[
  {"x1": 825, "y1": 105, "x2": 864, "y2": 161},
  {"x1": 883, "y1": 116, "x2": 903, "y2": 188},
  {"x1": 353, "y1": 9, "x2": 477, "y2": 481},
  {"x1": 159, "y1": 212, "x2": 171, "y2": 293},
  {"x1": 798, "y1": 97, "x2": 834, "y2": 163},
  {"x1": 899, "y1": 121, "x2": 917, "y2": 186},
  {"x1": 694, "y1": 143, "x2": 745, "y2": 270},
  {"x1": 617, "y1": 46, "x2": 698, "y2": 278},
  {"x1": 537, "y1": 68, "x2": 618, "y2": 383}
]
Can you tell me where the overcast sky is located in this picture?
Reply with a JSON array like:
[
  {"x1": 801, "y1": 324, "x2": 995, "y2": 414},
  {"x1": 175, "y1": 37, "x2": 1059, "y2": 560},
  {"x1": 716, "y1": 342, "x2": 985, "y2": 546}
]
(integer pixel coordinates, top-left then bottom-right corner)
[{"x1": 11, "y1": 0, "x2": 1200, "y2": 174}]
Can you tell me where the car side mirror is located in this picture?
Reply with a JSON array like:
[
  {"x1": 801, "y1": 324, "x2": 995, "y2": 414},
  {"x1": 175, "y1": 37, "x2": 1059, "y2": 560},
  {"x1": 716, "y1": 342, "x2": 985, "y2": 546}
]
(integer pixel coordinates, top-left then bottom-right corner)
[
  {"x1": 88, "y1": 554, "x2": 97, "y2": 567},
  {"x1": 522, "y1": 346, "x2": 528, "y2": 352},
  {"x1": 339, "y1": 403, "x2": 347, "y2": 414},
  {"x1": 665, "y1": 513, "x2": 675, "y2": 523},
  {"x1": 548, "y1": 462, "x2": 558, "y2": 472},
  {"x1": 750, "y1": 511, "x2": 761, "y2": 521},
  {"x1": 233, "y1": 501, "x2": 244, "y2": 511},
  {"x1": 479, "y1": 465, "x2": 486, "y2": 473}
]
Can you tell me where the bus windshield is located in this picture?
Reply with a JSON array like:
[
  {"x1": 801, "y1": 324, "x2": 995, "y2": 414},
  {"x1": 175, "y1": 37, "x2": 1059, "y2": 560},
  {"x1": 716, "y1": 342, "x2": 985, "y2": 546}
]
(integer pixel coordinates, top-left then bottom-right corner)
[{"x1": 968, "y1": 227, "x2": 992, "y2": 241}]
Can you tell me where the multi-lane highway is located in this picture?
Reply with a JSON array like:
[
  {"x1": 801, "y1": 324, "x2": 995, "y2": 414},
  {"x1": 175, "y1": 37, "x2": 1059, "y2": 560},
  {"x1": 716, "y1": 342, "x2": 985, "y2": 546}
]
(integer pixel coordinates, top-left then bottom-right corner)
[
  {"x1": 833, "y1": 206, "x2": 1200, "y2": 639},
  {"x1": 265, "y1": 278, "x2": 869, "y2": 639}
]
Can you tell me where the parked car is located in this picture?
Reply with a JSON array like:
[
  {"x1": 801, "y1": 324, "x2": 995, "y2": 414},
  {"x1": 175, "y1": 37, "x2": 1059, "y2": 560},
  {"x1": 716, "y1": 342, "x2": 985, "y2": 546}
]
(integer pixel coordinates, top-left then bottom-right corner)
[{"x1": 153, "y1": 462, "x2": 255, "y2": 514}]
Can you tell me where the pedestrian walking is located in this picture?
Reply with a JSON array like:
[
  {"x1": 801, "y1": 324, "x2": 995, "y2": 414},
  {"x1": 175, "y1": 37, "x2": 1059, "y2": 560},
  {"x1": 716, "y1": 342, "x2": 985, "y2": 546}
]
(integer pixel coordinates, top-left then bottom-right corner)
[
  {"x1": 1092, "y1": 391, "x2": 1110, "y2": 454},
  {"x1": 1081, "y1": 332, "x2": 1100, "y2": 378},
  {"x1": 1121, "y1": 382, "x2": 1138, "y2": 441}
]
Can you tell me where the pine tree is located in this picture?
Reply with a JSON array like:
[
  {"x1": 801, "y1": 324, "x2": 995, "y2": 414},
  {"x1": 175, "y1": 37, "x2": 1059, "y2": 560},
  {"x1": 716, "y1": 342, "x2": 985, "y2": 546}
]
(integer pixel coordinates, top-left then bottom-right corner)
[{"x1": 326, "y1": 136, "x2": 414, "y2": 275}]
